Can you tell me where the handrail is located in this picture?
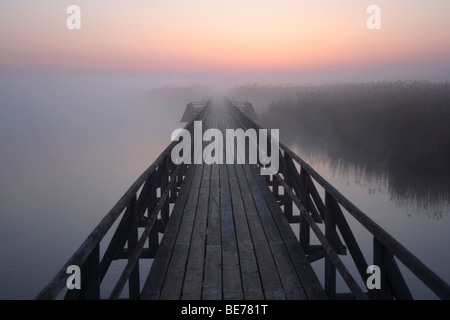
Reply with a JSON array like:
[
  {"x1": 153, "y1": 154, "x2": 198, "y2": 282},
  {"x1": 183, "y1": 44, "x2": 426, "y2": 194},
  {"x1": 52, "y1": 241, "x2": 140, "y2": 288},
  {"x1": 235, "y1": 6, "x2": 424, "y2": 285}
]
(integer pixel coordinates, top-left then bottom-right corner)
[
  {"x1": 36, "y1": 101, "x2": 210, "y2": 300},
  {"x1": 35, "y1": 97, "x2": 450, "y2": 300},
  {"x1": 282, "y1": 146, "x2": 450, "y2": 299},
  {"x1": 229, "y1": 100, "x2": 450, "y2": 299}
]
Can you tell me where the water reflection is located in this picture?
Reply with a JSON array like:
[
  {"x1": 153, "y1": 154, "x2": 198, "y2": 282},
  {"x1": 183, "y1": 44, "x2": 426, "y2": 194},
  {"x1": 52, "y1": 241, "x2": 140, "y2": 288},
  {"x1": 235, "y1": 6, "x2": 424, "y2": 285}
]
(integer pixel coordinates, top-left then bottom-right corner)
[
  {"x1": 0, "y1": 73, "x2": 211, "y2": 299},
  {"x1": 278, "y1": 128, "x2": 450, "y2": 218}
]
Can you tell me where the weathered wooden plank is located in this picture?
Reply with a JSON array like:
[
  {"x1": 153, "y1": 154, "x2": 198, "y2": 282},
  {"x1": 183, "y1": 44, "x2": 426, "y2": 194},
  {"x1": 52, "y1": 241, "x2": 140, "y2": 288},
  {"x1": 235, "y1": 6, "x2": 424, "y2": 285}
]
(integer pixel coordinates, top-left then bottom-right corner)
[
  {"x1": 202, "y1": 164, "x2": 222, "y2": 299},
  {"x1": 207, "y1": 164, "x2": 221, "y2": 246},
  {"x1": 228, "y1": 164, "x2": 264, "y2": 300},
  {"x1": 274, "y1": 171, "x2": 367, "y2": 300},
  {"x1": 159, "y1": 164, "x2": 204, "y2": 299},
  {"x1": 236, "y1": 166, "x2": 298, "y2": 299},
  {"x1": 182, "y1": 165, "x2": 211, "y2": 299},
  {"x1": 235, "y1": 165, "x2": 287, "y2": 300},
  {"x1": 110, "y1": 165, "x2": 183, "y2": 299},
  {"x1": 243, "y1": 165, "x2": 308, "y2": 300},
  {"x1": 250, "y1": 166, "x2": 327, "y2": 300},
  {"x1": 220, "y1": 164, "x2": 243, "y2": 300},
  {"x1": 140, "y1": 164, "x2": 198, "y2": 299},
  {"x1": 202, "y1": 244, "x2": 222, "y2": 300}
]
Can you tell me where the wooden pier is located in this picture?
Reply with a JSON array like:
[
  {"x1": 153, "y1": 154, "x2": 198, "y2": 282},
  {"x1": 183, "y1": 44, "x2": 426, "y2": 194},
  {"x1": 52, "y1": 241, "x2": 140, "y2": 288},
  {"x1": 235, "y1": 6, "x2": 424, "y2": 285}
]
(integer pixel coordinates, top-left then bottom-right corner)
[{"x1": 36, "y1": 97, "x2": 450, "y2": 300}]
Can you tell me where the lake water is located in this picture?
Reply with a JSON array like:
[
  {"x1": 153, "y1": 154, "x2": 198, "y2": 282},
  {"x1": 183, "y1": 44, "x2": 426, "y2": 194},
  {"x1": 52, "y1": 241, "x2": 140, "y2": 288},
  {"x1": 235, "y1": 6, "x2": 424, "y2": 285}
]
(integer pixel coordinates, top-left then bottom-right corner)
[
  {"x1": 0, "y1": 73, "x2": 199, "y2": 299},
  {"x1": 285, "y1": 143, "x2": 450, "y2": 299},
  {"x1": 0, "y1": 74, "x2": 448, "y2": 299}
]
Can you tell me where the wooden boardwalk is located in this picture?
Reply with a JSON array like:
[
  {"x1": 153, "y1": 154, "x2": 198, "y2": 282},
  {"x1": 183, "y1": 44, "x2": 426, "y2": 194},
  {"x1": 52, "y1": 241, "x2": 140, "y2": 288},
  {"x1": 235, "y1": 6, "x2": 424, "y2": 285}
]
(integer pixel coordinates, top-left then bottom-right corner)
[
  {"x1": 141, "y1": 162, "x2": 324, "y2": 299},
  {"x1": 142, "y1": 100, "x2": 325, "y2": 299},
  {"x1": 36, "y1": 97, "x2": 450, "y2": 300}
]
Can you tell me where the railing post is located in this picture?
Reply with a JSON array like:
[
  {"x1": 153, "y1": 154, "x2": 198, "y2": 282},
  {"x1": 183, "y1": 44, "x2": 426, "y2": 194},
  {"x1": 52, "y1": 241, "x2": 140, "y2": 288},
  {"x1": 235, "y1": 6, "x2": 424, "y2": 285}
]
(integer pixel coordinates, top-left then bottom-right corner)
[
  {"x1": 324, "y1": 192, "x2": 337, "y2": 298},
  {"x1": 65, "y1": 244, "x2": 100, "y2": 300},
  {"x1": 160, "y1": 160, "x2": 170, "y2": 229},
  {"x1": 284, "y1": 191, "x2": 293, "y2": 219},
  {"x1": 273, "y1": 172, "x2": 280, "y2": 200},
  {"x1": 170, "y1": 163, "x2": 180, "y2": 203},
  {"x1": 148, "y1": 172, "x2": 159, "y2": 257},
  {"x1": 127, "y1": 195, "x2": 140, "y2": 299},
  {"x1": 373, "y1": 237, "x2": 394, "y2": 300},
  {"x1": 299, "y1": 168, "x2": 310, "y2": 251}
]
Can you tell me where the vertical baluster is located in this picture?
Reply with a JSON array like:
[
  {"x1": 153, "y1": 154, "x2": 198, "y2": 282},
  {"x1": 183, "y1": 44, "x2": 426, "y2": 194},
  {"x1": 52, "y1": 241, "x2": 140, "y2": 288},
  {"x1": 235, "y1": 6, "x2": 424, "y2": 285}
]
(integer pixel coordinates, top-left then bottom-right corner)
[
  {"x1": 373, "y1": 238, "x2": 394, "y2": 300},
  {"x1": 280, "y1": 152, "x2": 293, "y2": 220},
  {"x1": 64, "y1": 244, "x2": 100, "y2": 300},
  {"x1": 127, "y1": 196, "x2": 140, "y2": 299},
  {"x1": 148, "y1": 172, "x2": 158, "y2": 257},
  {"x1": 299, "y1": 167, "x2": 310, "y2": 251},
  {"x1": 324, "y1": 192, "x2": 337, "y2": 298},
  {"x1": 284, "y1": 192, "x2": 293, "y2": 220},
  {"x1": 160, "y1": 161, "x2": 170, "y2": 228},
  {"x1": 170, "y1": 161, "x2": 180, "y2": 203},
  {"x1": 273, "y1": 172, "x2": 280, "y2": 199}
]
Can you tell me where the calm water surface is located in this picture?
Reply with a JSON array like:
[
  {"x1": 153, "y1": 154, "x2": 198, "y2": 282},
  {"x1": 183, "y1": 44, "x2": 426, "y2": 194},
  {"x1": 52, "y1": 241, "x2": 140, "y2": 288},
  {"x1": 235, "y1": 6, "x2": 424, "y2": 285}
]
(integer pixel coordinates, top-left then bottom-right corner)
[{"x1": 0, "y1": 74, "x2": 448, "y2": 299}]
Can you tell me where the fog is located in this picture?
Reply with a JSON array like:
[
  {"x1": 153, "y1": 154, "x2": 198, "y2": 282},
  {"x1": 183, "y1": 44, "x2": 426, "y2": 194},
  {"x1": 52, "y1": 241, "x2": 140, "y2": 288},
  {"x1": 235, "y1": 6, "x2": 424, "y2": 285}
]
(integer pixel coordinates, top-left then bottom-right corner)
[
  {"x1": 0, "y1": 73, "x2": 212, "y2": 299},
  {"x1": 1, "y1": 73, "x2": 450, "y2": 299},
  {"x1": 232, "y1": 82, "x2": 450, "y2": 210}
]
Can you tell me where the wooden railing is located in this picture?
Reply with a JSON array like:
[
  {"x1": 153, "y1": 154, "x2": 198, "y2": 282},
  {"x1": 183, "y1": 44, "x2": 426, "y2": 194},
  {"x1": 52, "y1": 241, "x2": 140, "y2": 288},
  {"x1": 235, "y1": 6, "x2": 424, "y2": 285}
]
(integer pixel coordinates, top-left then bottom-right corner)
[
  {"x1": 35, "y1": 101, "x2": 210, "y2": 300},
  {"x1": 36, "y1": 97, "x2": 450, "y2": 300},
  {"x1": 230, "y1": 100, "x2": 450, "y2": 300}
]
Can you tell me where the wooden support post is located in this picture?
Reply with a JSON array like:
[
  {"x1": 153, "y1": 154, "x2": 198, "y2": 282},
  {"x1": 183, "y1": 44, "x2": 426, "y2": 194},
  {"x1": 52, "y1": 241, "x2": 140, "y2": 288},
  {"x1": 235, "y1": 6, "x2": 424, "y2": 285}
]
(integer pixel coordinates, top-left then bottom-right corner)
[
  {"x1": 273, "y1": 173, "x2": 280, "y2": 199},
  {"x1": 127, "y1": 196, "x2": 140, "y2": 299},
  {"x1": 306, "y1": 175, "x2": 325, "y2": 220},
  {"x1": 324, "y1": 193, "x2": 347, "y2": 255},
  {"x1": 65, "y1": 244, "x2": 100, "y2": 300},
  {"x1": 333, "y1": 205, "x2": 369, "y2": 283},
  {"x1": 285, "y1": 154, "x2": 301, "y2": 195},
  {"x1": 86, "y1": 244, "x2": 100, "y2": 299},
  {"x1": 284, "y1": 193, "x2": 293, "y2": 219},
  {"x1": 299, "y1": 168, "x2": 310, "y2": 251},
  {"x1": 373, "y1": 237, "x2": 394, "y2": 300},
  {"x1": 99, "y1": 208, "x2": 132, "y2": 281},
  {"x1": 148, "y1": 172, "x2": 159, "y2": 257},
  {"x1": 384, "y1": 253, "x2": 413, "y2": 300},
  {"x1": 160, "y1": 161, "x2": 170, "y2": 229},
  {"x1": 324, "y1": 192, "x2": 337, "y2": 299}
]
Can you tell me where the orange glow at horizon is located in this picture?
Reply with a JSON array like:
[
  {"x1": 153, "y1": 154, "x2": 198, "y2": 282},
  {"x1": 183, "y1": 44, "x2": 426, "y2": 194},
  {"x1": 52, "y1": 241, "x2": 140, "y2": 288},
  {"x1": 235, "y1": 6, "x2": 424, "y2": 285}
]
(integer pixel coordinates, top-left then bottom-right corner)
[{"x1": 1, "y1": 1, "x2": 450, "y2": 75}]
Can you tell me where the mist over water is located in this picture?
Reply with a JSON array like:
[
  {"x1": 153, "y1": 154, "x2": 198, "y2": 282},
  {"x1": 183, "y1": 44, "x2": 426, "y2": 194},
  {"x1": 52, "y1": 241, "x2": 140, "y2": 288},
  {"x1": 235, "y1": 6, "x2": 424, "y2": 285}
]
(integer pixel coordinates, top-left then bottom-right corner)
[
  {"x1": 0, "y1": 73, "x2": 211, "y2": 299},
  {"x1": 1, "y1": 75, "x2": 449, "y2": 299},
  {"x1": 239, "y1": 82, "x2": 450, "y2": 211},
  {"x1": 232, "y1": 83, "x2": 450, "y2": 298}
]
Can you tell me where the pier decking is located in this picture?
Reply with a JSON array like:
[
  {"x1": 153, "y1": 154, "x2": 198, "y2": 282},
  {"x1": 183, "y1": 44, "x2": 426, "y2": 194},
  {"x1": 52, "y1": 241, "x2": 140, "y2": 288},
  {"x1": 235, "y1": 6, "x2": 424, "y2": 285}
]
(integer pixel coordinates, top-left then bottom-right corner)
[{"x1": 36, "y1": 97, "x2": 450, "y2": 300}]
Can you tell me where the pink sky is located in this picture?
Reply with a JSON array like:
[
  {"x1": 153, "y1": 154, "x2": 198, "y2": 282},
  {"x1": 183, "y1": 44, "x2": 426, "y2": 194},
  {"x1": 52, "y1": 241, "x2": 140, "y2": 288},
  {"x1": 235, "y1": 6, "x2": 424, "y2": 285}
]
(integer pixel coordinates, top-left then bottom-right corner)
[{"x1": 1, "y1": 1, "x2": 450, "y2": 81}]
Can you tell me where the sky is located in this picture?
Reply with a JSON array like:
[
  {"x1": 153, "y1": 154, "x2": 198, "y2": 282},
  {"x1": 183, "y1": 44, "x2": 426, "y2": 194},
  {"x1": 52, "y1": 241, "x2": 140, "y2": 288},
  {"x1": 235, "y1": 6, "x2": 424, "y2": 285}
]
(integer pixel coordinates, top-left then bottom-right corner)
[{"x1": 1, "y1": 0, "x2": 450, "y2": 83}]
